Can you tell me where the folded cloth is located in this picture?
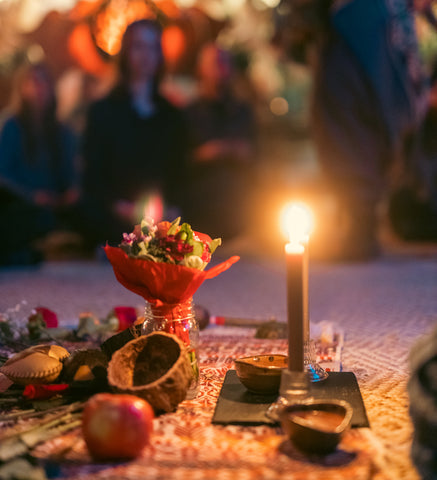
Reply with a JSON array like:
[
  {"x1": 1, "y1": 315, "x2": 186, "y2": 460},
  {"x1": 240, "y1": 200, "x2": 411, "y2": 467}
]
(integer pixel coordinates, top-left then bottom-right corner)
[{"x1": 408, "y1": 325, "x2": 437, "y2": 479}]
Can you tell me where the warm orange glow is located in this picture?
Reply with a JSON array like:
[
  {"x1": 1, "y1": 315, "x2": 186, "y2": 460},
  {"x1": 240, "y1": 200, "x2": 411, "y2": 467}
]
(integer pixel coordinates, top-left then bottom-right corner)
[
  {"x1": 162, "y1": 25, "x2": 186, "y2": 65},
  {"x1": 270, "y1": 96, "x2": 289, "y2": 116},
  {"x1": 68, "y1": 23, "x2": 113, "y2": 76},
  {"x1": 157, "y1": 0, "x2": 181, "y2": 18},
  {"x1": 69, "y1": 0, "x2": 102, "y2": 21},
  {"x1": 94, "y1": 0, "x2": 155, "y2": 56},
  {"x1": 69, "y1": 0, "x2": 184, "y2": 59}
]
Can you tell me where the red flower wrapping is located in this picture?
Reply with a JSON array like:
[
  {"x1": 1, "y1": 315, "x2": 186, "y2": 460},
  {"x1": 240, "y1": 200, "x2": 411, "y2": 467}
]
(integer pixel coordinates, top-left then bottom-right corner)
[{"x1": 104, "y1": 245, "x2": 239, "y2": 307}]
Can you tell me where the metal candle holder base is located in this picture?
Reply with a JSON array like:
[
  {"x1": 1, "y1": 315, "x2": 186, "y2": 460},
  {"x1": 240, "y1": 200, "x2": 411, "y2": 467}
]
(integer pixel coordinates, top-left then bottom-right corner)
[
  {"x1": 265, "y1": 364, "x2": 327, "y2": 423},
  {"x1": 305, "y1": 340, "x2": 328, "y2": 382},
  {"x1": 265, "y1": 369, "x2": 310, "y2": 422},
  {"x1": 279, "y1": 369, "x2": 310, "y2": 402}
]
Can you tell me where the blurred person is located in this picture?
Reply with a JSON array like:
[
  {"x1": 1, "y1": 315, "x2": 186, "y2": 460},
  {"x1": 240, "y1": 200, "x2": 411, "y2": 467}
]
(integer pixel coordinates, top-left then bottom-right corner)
[
  {"x1": 59, "y1": 70, "x2": 115, "y2": 135},
  {"x1": 314, "y1": 0, "x2": 434, "y2": 259},
  {"x1": 183, "y1": 43, "x2": 257, "y2": 240},
  {"x1": 389, "y1": 57, "x2": 437, "y2": 241},
  {"x1": 0, "y1": 61, "x2": 79, "y2": 266},
  {"x1": 81, "y1": 19, "x2": 187, "y2": 249},
  {"x1": 281, "y1": 0, "x2": 433, "y2": 259}
]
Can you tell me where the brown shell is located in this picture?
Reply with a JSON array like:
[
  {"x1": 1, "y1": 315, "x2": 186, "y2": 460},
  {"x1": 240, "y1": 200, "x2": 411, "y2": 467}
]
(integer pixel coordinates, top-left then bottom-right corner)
[
  {"x1": 0, "y1": 344, "x2": 69, "y2": 385},
  {"x1": 61, "y1": 348, "x2": 108, "y2": 383},
  {"x1": 107, "y1": 332, "x2": 192, "y2": 413}
]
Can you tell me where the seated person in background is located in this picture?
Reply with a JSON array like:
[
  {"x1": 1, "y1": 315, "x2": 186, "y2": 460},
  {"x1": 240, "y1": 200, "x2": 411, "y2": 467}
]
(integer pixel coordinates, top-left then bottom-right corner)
[
  {"x1": 298, "y1": 0, "x2": 432, "y2": 259},
  {"x1": 183, "y1": 43, "x2": 257, "y2": 240},
  {"x1": 389, "y1": 58, "x2": 437, "y2": 241},
  {"x1": 0, "y1": 61, "x2": 79, "y2": 265},
  {"x1": 81, "y1": 19, "x2": 187, "y2": 249}
]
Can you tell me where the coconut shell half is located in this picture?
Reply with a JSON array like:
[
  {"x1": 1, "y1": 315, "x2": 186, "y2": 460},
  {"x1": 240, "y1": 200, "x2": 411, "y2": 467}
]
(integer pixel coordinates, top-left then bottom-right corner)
[{"x1": 107, "y1": 332, "x2": 192, "y2": 413}]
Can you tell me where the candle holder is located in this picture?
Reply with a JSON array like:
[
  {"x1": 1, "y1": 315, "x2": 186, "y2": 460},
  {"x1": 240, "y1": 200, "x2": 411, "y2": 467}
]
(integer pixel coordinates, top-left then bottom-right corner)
[
  {"x1": 265, "y1": 369, "x2": 310, "y2": 421},
  {"x1": 281, "y1": 202, "x2": 328, "y2": 383},
  {"x1": 303, "y1": 241, "x2": 328, "y2": 383},
  {"x1": 280, "y1": 369, "x2": 310, "y2": 400},
  {"x1": 305, "y1": 338, "x2": 329, "y2": 382}
]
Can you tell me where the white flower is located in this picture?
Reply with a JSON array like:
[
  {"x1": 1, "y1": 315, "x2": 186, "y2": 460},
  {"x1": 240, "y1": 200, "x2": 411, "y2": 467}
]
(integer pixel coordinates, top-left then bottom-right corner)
[
  {"x1": 183, "y1": 255, "x2": 204, "y2": 270},
  {"x1": 141, "y1": 217, "x2": 157, "y2": 235}
]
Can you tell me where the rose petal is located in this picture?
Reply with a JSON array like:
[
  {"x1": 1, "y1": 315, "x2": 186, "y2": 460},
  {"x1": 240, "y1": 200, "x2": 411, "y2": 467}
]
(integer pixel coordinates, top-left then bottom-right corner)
[
  {"x1": 23, "y1": 384, "x2": 69, "y2": 400},
  {"x1": 113, "y1": 306, "x2": 138, "y2": 331},
  {"x1": 35, "y1": 307, "x2": 59, "y2": 328}
]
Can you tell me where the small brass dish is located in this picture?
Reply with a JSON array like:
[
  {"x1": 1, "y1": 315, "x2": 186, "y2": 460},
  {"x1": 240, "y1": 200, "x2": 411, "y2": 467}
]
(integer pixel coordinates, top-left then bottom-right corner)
[
  {"x1": 234, "y1": 354, "x2": 287, "y2": 394},
  {"x1": 280, "y1": 399, "x2": 353, "y2": 454}
]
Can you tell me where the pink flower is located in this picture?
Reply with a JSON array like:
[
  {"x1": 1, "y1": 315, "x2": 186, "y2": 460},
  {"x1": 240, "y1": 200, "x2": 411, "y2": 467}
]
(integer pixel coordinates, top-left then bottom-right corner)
[{"x1": 122, "y1": 233, "x2": 137, "y2": 245}]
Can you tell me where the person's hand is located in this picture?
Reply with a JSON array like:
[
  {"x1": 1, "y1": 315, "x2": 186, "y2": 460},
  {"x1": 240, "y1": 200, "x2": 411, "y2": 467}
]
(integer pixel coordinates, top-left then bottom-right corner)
[
  {"x1": 194, "y1": 139, "x2": 230, "y2": 163},
  {"x1": 194, "y1": 139, "x2": 254, "y2": 164},
  {"x1": 60, "y1": 188, "x2": 80, "y2": 206}
]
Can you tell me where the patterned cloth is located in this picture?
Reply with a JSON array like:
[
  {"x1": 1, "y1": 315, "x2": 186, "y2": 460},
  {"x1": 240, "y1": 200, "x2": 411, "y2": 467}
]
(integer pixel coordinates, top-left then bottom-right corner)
[
  {"x1": 28, "y1": 332, "x2": 387, "y2": 480},
  {"x1": 1, "y1": 255, "x2": 436, "y2": 479}
]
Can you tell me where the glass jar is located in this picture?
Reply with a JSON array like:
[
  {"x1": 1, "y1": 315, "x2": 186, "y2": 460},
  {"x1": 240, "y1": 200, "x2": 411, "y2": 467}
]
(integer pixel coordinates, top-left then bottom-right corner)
[{"x1": 142, "y1": 298, "x2": 199, "y2": 399}]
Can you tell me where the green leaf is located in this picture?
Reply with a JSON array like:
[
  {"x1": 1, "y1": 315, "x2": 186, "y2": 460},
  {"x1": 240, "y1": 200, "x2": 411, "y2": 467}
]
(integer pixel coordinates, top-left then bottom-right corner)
[
  {"x1": 179, "y1": 222, "x2": 194, "y2": 242},
  {"x1": 190, "y1": 240, "x2": 204, "y2": 257},
  {"x1": 167, "y1": 217, "x2": 181, "y2": 236},
  {"x1": 209, "y1": 238, "x2": 222, "y2": 254}
]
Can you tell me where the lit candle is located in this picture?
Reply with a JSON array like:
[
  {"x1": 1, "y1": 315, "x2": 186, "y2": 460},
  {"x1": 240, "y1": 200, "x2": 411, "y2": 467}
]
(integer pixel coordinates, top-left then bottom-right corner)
[
  {"x1": 286, "y1": 241, "x2": 305, "y2": 371},
  {"x1": 281, "y1": 203, "x2": 313, "y2": 373}
]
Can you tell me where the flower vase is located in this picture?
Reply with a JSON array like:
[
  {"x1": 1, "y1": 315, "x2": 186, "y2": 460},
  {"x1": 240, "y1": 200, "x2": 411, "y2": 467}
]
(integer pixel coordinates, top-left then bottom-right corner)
[{"x1": 142, "y1": 298, "x2": 199, "y2": 399}]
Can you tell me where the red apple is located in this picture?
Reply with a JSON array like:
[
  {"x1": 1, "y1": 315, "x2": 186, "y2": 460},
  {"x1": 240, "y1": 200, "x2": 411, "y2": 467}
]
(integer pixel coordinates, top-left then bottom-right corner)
[{"x1": 82, "y1": 393, "x2": 154, "y2": 460}]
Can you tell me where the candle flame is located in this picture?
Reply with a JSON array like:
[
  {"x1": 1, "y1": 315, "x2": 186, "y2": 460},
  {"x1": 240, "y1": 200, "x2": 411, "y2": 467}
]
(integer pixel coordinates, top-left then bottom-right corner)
[{"x1": 280, "y1": 202, "x2": 314, "y2": 245}]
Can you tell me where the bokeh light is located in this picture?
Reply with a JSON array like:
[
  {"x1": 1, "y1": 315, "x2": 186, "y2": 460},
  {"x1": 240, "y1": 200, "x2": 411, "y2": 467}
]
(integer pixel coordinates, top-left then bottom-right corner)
[{"x1": 270, "y1": 96, "x2": 289, "y2": 116}]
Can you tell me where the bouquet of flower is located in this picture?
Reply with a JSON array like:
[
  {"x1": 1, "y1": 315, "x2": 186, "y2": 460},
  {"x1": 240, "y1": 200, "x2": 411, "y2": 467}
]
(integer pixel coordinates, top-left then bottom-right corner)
[
  {"x1": 104, "y1": 217, "x2": 239, "y2": 308},
  {"x1": 104, "y1": 217, "x2": 238, "y2": 397},
  {"x1": 119, "y1": 217, "x2": 222, "y2": 270}
]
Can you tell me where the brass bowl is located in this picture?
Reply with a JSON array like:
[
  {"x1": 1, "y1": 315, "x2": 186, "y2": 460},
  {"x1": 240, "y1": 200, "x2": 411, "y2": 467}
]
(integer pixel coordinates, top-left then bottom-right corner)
[
  {"x1": 280, "y1": 399, "x2": 353, "y2": 454},
  {"x1": 234, "y1": 354, "x2": 287, "y2": 394}
]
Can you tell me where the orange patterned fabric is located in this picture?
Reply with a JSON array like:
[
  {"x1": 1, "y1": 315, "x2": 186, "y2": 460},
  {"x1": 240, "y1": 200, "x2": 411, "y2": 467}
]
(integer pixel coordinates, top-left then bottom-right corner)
[{"x1": 31, "y1": 331, "x2": 390, "y2": 480}]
